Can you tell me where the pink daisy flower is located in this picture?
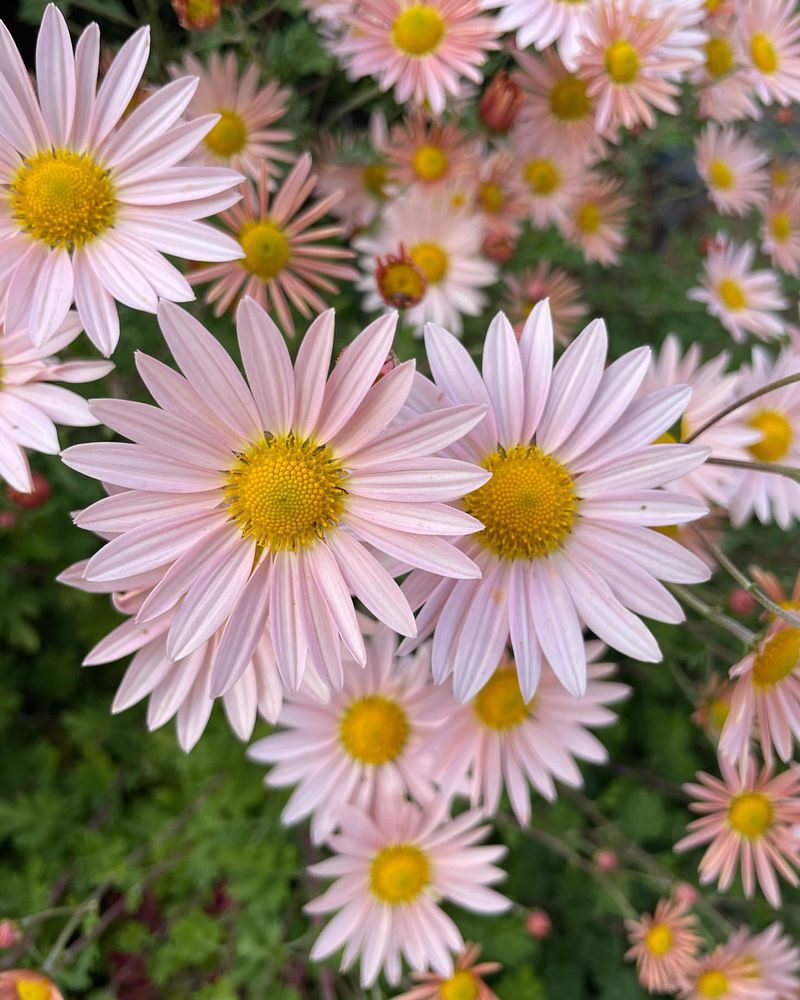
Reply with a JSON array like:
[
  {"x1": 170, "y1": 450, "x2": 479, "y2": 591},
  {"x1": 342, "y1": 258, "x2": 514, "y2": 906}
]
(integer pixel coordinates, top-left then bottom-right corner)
[
  {"x1": 0, "y1": 971, "x2": 63, "y2": 1000},
  {"x1": 761, "y1": 190, "x2": 800, "y2": 276},
  {"x1": 382, "y1": 113, "x2": 478, "y2": 191},
  {"x1": 432, "y1": 643, "x2": 629, "y2": 825},
  {"x1": 189, "y1": 154, "x2": 358, "y2": 336},
  {"x1": 678, "y1": 942, "x2": 771, "y2": 1000},
  {"x1": 61, "y1": 299, "x2": 488, "y2": 699},
  {"x1": 512, "y1": 137, "x2": 584, "y2": 230},
  {"x1": 695, "y1": 124, "x2": 769, "y2": 217},
  {"x1": 483, "y1": 0, "x2": 595, "y2": 71},
  {"x1": 394, "y1": 943, "x2": 501, "y2": 1000},
  {"x1": 689, "y1": 236, "x2": 787, "y2": 343},
  {"x1": 247, "y1": 627, "x2": 450, "y2": 844},
  {"x1": 724, "y1": 923, "x2": 800, "y2": 1000},
  {"x1": 726, "y1": 346, "x2": 800, "y2": 530},
  {"x1": 0, "y1": 314, "x2": 112, "y2": 492},
  {"x1": 471, "y1": 150, "x2": 527, "y2": 249},
  {"x1": 735, "y1": 0, "x2": 800, "y2": 107},
  {"x1": 557, "y1": 173, "x2": 631, "y2": 266},
  {"x1": 692, "y1": 30, "x2": 761, "y2": 124},
  {"x1": 624, "y1": 895, "x2": 702, "y2": 995},
  {"x1": 168, "y1": 52, "x2": 294, "y2": 180},
  {"x1": 0, "y1": 4, "x2": 243, "y2": 354},
  {"x1": 401, "y1": 303, "x2": 711, "y2": 703},
  {"x1": 675, "y1": 757, "x2": 800, "y2": 908},
  {"x1": 316, "y1": 113, "x2": 392, "y2": 233},
  {"x1": 504, "y1": 263, "x2": 588, "y2": 345},
  {"x1": 336, "y1": 0, "x2": 500, "y2": 115},
  {"x1": 305, "y1": 797, "x2": 510, "y2": 987}
]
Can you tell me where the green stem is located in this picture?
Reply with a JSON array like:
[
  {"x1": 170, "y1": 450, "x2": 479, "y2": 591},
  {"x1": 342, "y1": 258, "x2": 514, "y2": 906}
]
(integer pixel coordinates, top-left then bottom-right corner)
[
  {"x1": 684, "y1": 372, "x2": 800, "y2": 443},
  {"x1": 669, "y1": 583, "x2": 757, "y2": 646},
  {"x1": 706, "y1": 455, "x2": 800, "y2": 484}
]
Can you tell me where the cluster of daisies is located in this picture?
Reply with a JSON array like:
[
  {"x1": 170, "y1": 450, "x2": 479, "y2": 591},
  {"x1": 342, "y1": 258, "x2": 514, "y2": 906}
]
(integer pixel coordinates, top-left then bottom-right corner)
[{"x1": 2, "y1": 0, "x2": 800, "y2": 997}]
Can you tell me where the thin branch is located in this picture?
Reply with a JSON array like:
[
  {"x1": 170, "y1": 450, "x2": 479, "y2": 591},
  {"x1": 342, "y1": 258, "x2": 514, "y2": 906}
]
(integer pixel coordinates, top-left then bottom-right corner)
[
  {"x1": 669, "y1": 583, "x2": 756, "y2": 646},
  {"x1": 705, "y1": 456, "x2": 800, "y2": 483},
  {"x1": 684, "y1": 372, "x2": 800, "y2": 443}
]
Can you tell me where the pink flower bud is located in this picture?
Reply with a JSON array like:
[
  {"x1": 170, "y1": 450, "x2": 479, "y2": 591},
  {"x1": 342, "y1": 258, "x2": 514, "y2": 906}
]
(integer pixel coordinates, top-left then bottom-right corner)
[
  {"x1": 0, "y1": 512, "x2": 17, "y2": 530},
  {"x1": 525, "y1": 909, "x2": 552, "y2": 939},
  {"x1": 594, "y1": 849, "x2": 618, "y2": 872},
  {"x1": 172, "y1": 0, "x2": 221, "y2": 30},
  {"x1": 673, "y1": 882, "x2": 698, "y2": 907},
  {"x1": 8, "y1": 472, "x2": 52, "y2": 510},
  {"x1": 728, "y1": 588, "x2": 756, "y2": 616},
  {"x1": 478, "y1": 71, "x2": 524, "y2": 134},
  {"x1": 0, "y1": 920, "x2": 22, "y2": 949}
]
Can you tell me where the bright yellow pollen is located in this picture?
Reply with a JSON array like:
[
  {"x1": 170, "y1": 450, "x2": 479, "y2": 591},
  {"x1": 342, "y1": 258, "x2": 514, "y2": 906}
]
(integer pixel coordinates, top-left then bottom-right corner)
[
  {"x1": 705, "y1": 0, "x2": 722, "y2": 10},
  {"x1": 549, "y1": 75, "x2": 591, "y2": 120},
  {"x1": 204, "y1": 109, "x2": 248, "y2": 158},
  {"x1": 10, "y1": 148, "x2": 116, "y2": 249},
  {"x1": 440, "y1": 970, "x2": 480, "y2": 1000},
  {"x1": 474, "y1": 667, "x2": 530, "y2": 731},
  {"x1": 748, "y1": 409, "x2": 793, "y2": 462},
  {"x1": 239, "y1": 220, "x2": 292, "y2": 279},
  {"x1": 728, "y1": 792, "x2": 773, "y2": 839},
  {"x1": 391, "y1": 5, "x2": 445, "y2": 56},
  {"x1": 697, "y1": 971, "x2": 729, "y2": 998},
  {"x1": 15, "y1": 982, "x2": 51, "y2": 1000},
  {"x1": 772, "y1": 212, "x2": 792, "y2": 241},
  {"x1": 577, "y1": 202, "x2": 601, "y2": 234},
  {"x1": 185, "y1": 0, "x2": 218, "y2": 21},
  {"x1": 363, "y1": 163, "x2": 389, "y2": 198},
  {"x1": 339, "y1": 695, "x2": 409, "y2": 764},
  {"x1": 709, "y1": 160, "x2": 734, "y2": 190},
  {"x1": 410, "y1": 241, "x2": 448, "y2": 283},
  {"x1": 752, "y1": 629, "x2": 800, "y2": 688},
  {"x1": 751, "y1": 32, "x2": 779, "y2": 74},
  {"x1": 224, "y1": 434, "x2": 346, "y2": 551},
  {"x1": 412, "y1": 143, "x2": 448, "y2": 181},
  {"x1": 479, "y1": 181, "x2": 505, "y2": 214},
  {"x1": 370, "y1": 844, "x2": 431, "y2": 904},
  {"x1": 605, "y1": 40, "x2": 640, "y2": 84},
  {"x1": 377, "y1": 259, "x2": 427, "y2": 306},
  {"x1": 705, "y1": 37, "x2": 734, "y2": 78},
  {"x1": 655, "y1": 431, "x2": 678, "y2": 445},
  {"x1": 717, "y1": 278, "x2": 746, "y2": 311},
  {"x1": 464, "y1": 445, "x2": 578, "y2": 561},
  {"x1": 524, "y1": 159, "x2": 560, "y2": 195},
  {"x1": 645, "y1": 924, "x2": 674, "y2": 957}
]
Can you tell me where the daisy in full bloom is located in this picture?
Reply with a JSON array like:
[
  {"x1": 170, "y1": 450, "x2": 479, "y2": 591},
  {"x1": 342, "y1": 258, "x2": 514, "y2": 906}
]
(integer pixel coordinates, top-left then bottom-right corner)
[
  {"x1": 689, "y1": 236, "x2": 787, "y2": 343},
  {"x1": 394, "y1": 943, "x2": 501, "y2": 1000},
  {"x1": 724, "y1": 923, "x2": 800, "y2": 1000},
  {"x1": 62, "y1": 299, "x2": 489, "y2": 699},
  {"x1": 401, "y1": 303, "x2": 711, "y2": 703},
  {"x1": 761, "y1": 190, "x2": 800, "y2": 276},
  {"x1": 432, "y1": 643, "x2": 629, "y2": 825},
  {"x1": 636, "y1": 335, "x2": 759, "y2": 508},
  {"x1": 0, "y1": 315, "x2": 112, "y2": 492},
  {"x1": 0, "y1": 970, "x2": 63, "y2": 1000},
  {"x1": 625, "y1": 895, "x2": 702, "y2": 994},
  {"x1": 735, "y1": 0, "x2": 800, "y2": 107},
  {"x1": 513, "y1": 138, "x2": 583, "y2": 230},
  {"x1": 678, "y1": 942, "x2": 771, "y2": 1000},
  {"x1": 189, "y1": 154, "x2": 358, "y2": 336},
  {"x1": 168, "y1": 52, "x2": 294, "y2": 180},
  {"x1": 675, "y1": 757, "x2": 800, "y2": 908},
  {"x1": 0, "y1": 5, "x2": 243, "y2": 354},
  {"x1": 557, "y1": 174, "x2": 631, "y2": 266},
  {"x1": 382, "y1": 114, "x2": 478, "y2": 191},
  {"x1": 504, "y1": 264, "x2": 588, "y2": 345},
  {"x1": 316, "y1": 113, "x2": 392, "y2": 234},
  {"x1": 472, "y1": 151, "x2": 527, "y2": 250},
  {"x1": 692, "y1": 29, "x2": 761, "y2": 124},
  {"x1": 355, "y1": 190, "x2": 497, "y2": 336},
  {"x1": 695, "y1": 125, "x2": 770, "y2": 217},
  {"x1": 247, "y1": 627, "x2": 451, "y2": 843},
  {"x1": 305, "y1": 797, "x2": 510, "y2": 986},
  {"x1": 726, "y1": 346, "x2": 800, "y2": 530},
  {"x1": 482, "y1": 0, "x2": 595, "y2": 71},
  {"x1": 336, "y1": 0, "x2": 499, "y2": 115}
]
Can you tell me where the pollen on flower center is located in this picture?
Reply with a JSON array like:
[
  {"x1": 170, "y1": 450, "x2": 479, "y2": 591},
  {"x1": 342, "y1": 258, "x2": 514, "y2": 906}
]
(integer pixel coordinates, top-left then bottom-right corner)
[
  {"x1": 644, "y1": 923, "x2": 674, "y2": 957},
  {"x1": 748, "y1": 409, "x2": 793, "y2": 462},
  {"x1": 709, "y1": 160, "x2": 734, "y2": 190},
  {"x1": 751, "y1": 32, "x2": 779, "y2": 75},
  {"x1": 204, "y1": 109, "x2": 248, "y2": 157},
  {"x1": 224, "y1": 434, "x2": 346, "y2": 551},
  {"x1": 10, "y1": 148, "x2": 116, "y2": 250},
  {"x1": 370, "y1": 844, "x2": 431, "y2": 904},
  {"x1": 752, "y1": 628, "x2": 800, "y2": 688},
  {"x1": 479, "y1": 182, "x2": 505, "y2": 214},
  {"x1": 549, "y1": 76, "x2": 591, "y2": 120},
  {"x1": 239, "y1": 220, "x2": 292, "y2": 279},
  {"x1": 705, "y1": 37, "x2": 734, "y2": 78},
  {"x1": 464, "y1": 444, "x2": 578, "y2": 561},
  {"x1": 474, "y1": 667, "x2": 530, "y2": 730},
  {"x1": 697, "y1": 971, "x2": 729, "y2": 999},
  {"x1": 412, "y1": 143, "x2": 448, "y2": 181},
  {"x1": 375, "y1": 251, "x2": 428, "y2": 307},
  {"x1": 339, "y1": 695, "x2": 410, "y2": 764},
  {"x1": 576, "y1": 203, "x2": 601, "y2": 234},
  {"x1": 410, "y1": 241, "x2": 448, "y2": 283},
  {"x1": 363, "y1": 163, "x2": 389, "y2": 198},
  {"x1": 728, "y1": 792, "x2": 773, "y2": 839},
  {"x1": 524, "y1": 159, "x2": 560, "y2": 195},
  {"x1": 14, "y1": 981, "x2": 51, "y2": 1000},
  {"x1": 771, "y1": 212, "x2": 791, "y2": 241},
  {"x1": 717, "y1": 278, "x2": 746, "y2": 311},
  {"x1": 391, "y1": 5, "x2": 446, "y2": 56},
  {"x1": 440, "y1": 970, "x2": 480, "y2": 1000},
  {"x1": 605, "y1": 40, "x2": 640, "y2": 84}
]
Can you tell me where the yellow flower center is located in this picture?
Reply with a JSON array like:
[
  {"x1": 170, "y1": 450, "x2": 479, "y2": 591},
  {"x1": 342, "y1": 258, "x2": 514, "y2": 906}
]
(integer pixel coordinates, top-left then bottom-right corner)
[
  {"x1": 577, "y1": 202, "x2": 601, "y2": 234},
  {"x1": 479, "y1": 181, "x2": 505, "y2": 214},
  {"x1": 239, "y1": 220, "x2": 292, "y2": 279},
  {"x1": 752, "y1": 628, "x2": 800, "y2": 688},
  {"x1": 705, "y1": 0, "x2": 722, "y2": 10},
  {"x1": 771, "y1": 212, "x2": 791, "y2": 241},
  {"x1": 710, "y1": 697, "x2": 730, "y2": 730},
  {"x1": 523, "y1": 159, "x2": 560, "y2": 195},
  {"x1": 370, "y1": 844, "x2": 431, "y2": 904},
  {"x1": 464, "y1": 445, "x2": 578, "y2": 561},
  {"x1": 391, "y1": 5, "x2": 445, "y2": 56},
  {"x1": 717, "y1": 278, "x2": 746, "y2": 311},
  {"x1": 474, "y1": 666, "x2": 530, "y2": 730},
  {"x1": 605, "y1": 40, "x2": 640, "y2": 84},
  {"x1": 728, "y1": 792, "x2": 773, "y2": 839},
  {"x1": 697, "y1": 971, "x2": 729, "y2": 998},
  {"x1": 10, "y1": 148, "x2": 116, "y2": 250},
  {"x1": 412, "y1": 143, "x2": 448, "y2": 182},
  {"x1": 709, "y1": 160, "x2": 734, "y2": 190},
  {"x1": 549, "y1": 75, "x2": 591, "y2": 121},
  {"x1": 748, "y1": 409, "x2": 793, "y2": 462},
  {"x1": 410, "y1": 241, "x2": 448, "y2": 283},
  {"x1": 376, "y1": 258, "x2": 427, "y2": 307},
  {"x1": 204, "y1": 109, "x2": 248, "y2": 158},
  {"x1": 339, "y1": 695, "x2": 409, "y2": 764},
  {"x1": 705, "y1": 37, "x2": 734, "y2": 78},
  {"x1": 644, "y1": 923, "x2": 674, "y2": 957},
  {"x1": 185, "y1": 0, "x2": 219, "y2": 23},
  {"x1": 15, "y1": 982, "x2": 51, "y2": 1000},
  {"x1": 224, "y1": 434, "x2": 346, "y2": 551},
  {"x1": 363, "y1": 163, "x2": 389, "y2": 198},
  {"x1": 751, "y1": 32, "x2": 779, "y2": 74},
  {"x1": 440, "y1": 970, "x2": 480, "y2": 1000}
]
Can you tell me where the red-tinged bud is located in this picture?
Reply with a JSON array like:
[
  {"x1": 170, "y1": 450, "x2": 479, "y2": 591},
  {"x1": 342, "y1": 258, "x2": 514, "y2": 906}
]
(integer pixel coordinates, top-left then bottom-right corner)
[
  {"x1": 728, "y1": 588, "x2": 756, "y2": 616},
  {"x1": 478, "y1": 71, "x2": 524, "y2": 134},
  {"x1": 7, "y1": 472, "x2": 51, "y2": 509},
  {"x1": 525, "y1": 909, "x2": 552, "y2": 939},
  {"x1": 172, "y1": 0, "x2": 221, "y2": 30},
  {"x1": 0, "y1": 920, "x2": 22, "y2": 949},
  {"x1": 673, "y1": 882, "x2": 698, "y2": 907},
  {"x1": 699, "y1": 234, "x2": 723, "y2": 256},
  {"x1": 775, "y1": 107, "x2": 794, "y2": 125},
  {"x1": 0, "y1": 512, "x2": 17, "y2": 530},
  {"x1": 594, "y1": 848, "x2": 618, "y2": 872},
  {"x1": 482, "y1": 230, "x2": 515, "y2": 263},
  {"x1": 374, "y1": 247, "x2": 428, "y2": 309}
]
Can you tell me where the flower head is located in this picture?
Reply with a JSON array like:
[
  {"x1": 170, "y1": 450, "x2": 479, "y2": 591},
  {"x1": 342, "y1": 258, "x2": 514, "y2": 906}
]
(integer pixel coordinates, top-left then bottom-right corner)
[
  {"x1": 723, "y1": 923, "x2": 800, "y2": 1000},
  {"x1": 383, "y1": 113, "x2": 478, "y2": 191},
  {"x1": 0, "y1": 971, "x2": 63, "y2": 1000},
  {"x1": 316, "y1": 113, "x2": 392, "y2": 233},
  {"x1": 394, "y1": 943, "x2": 501, "y2": 1000},
  {"x1": 761, "y1": 190, "x2": 800, "y2": 276},
  {"x1": 678, "y1": 941, "x2": 771, "y2": 1000},
  {"x1": 695, "y1": 124, "x2": 769, "y2": 217},
  {"x1": 483, "y1": 0, "x2": 595, "y2": 71},
  {"x1": 625, "y1": 895, "x2": 702, "y2": 994},
  {"x1": 557, "y1": 173, "x2": 631, "y2": 266},
  {"x1": 735, "y1": 0, "x2": 800, "y2": 107},
  {"x1": 504, "y1": 264, "x2": 588, "y2": 345}
]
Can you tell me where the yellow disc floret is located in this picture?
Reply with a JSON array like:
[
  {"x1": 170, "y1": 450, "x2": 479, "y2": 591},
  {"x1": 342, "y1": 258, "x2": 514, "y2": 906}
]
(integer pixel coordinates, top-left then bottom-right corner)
[
  {"x1": 410, "y1": 241, "x2": 448, "y2": 283},
  {"x1": 576, "y1": 202, "x2": 601, "y2": 234},
  {"x1": 363, "y1": 163, "x2": 389, "y2": 198},
  {"x1": 644, "y1": 924, "x2": 674, "y2": 957},
  {"x1": 479, "y1": 181, "x2": 505, "y2": 214},
  {"x1": 549, "y1": 75, "x2": 591, "y2": 121},
  {"x1": 464, "y1": 444, "x2": 578, "y2": 561},
  {"x1": 10, "y1": 148, "x2": 116, "y2": 250},
  {"x1": 751, "y1": 33, "x2": 779, "y2": 75},
  {"x1": 705, "y1": 37, "x2": 734, "y2": 79},
  {"x1": 376, "y1": 256, "x2": 427, "y2": 307},
  {"x1": 412, "y1": 143, "x2": 448, "y2": 181},
  {"x1": 204, "y1": 109, "x2": 248, "y2": 158},
  {"x1": 728, "y1": 792, "x2": 773, "y2": 839},
  {"x1": 339, "y1": 695, "x2": 410, "y2": 764},
  {"x1": 605, "y1": 40, "x2": 640, "y2": 84},
  {"x1": 771, "y1": 212, "x2": 791, "y2": 241},
  {"x1": 225, "y1": 434, "x2": 346, "y2": 551},
  {"x1": 709, "y1": 160, "x2": 734, "y2": 190},
  {"x1": 717, "y1": 278, "x2": 746, "y2": 311},
  {"x1": 391, "y1": 5, "x2": 445, "y2": 56},
  {"x1": 440, "y1": 970, "x2": 480, "y2": 1000},
  {"x1": 474, "y1": 666, "x2": 530, "y2": 731},
  {"x1": 370, "y1": 844, "x2": 431, "y2": 904},
  {"x1": 239, "y1": 220, "x2": 292, "y2": 279},
  {"x1": 697, "y1": 971, "x2": 729, "y2": 999},
  {"x1": 15, "y1": 982, "x2": 52, "y2": 1000},
  {"x1": 752, "y1": 628, "x2": 800, "y2": 688},
  {"x1": 748, "y1": 409, "x2": 793, "y2": 462},
  {"x1": 524, "y1": 159, "x2": 560, "y2": 195}
]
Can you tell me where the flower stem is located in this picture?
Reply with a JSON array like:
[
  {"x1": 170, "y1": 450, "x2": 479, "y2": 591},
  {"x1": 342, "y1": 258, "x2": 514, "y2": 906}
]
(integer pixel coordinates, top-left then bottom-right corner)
[
  {"x1": 668, "y1": 583, "x2": 757, "y2": 646},
  {"x1": 684, "y1": 372, "x2": 800, "y2": 443}
]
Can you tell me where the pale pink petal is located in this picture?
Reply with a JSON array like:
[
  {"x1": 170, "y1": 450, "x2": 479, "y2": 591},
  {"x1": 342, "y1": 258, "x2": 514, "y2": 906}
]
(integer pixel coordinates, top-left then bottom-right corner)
[
  {"x1": 36, "y1": 4, "x2": 76, "y2": 147},
  {"x1": 236, "y1": 296, "x2": 294, "y2": 434}
]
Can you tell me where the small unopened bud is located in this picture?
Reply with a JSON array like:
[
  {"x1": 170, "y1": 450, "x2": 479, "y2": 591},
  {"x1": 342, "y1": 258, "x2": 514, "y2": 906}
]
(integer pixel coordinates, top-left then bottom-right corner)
[
  {"x1": 673, "y1": 883, "x2": 698, "y2": 907},
  {"x1": 172, "y1": 0, "x2": 221, "y2": 29},
  {"x1": 775, "y1": 107, "x2": 794, "y2": 125},
  {"x1": 698, "y1": 234, "x2": 723, "y2": 256},
  {"x1": 594, "y1": 848, "x2": 618, "y2": 872},
  {"x1": 482, "y1": 230, "x2": 515, "y2": 263},
  {"x1": 525, "y1": 909, "x2": 552, "y2": 939},
  {"x1": 478, "y1": 71, "x2": 524, "y2": 133},
  {"x1": 0, "y1": 920, "x2": 22, "y2": 949},
  {"x1": 0, "y1": 512, "x2": 17, "y2": 530},
  {"x1": 8, "y1": 472, "x2": 52, "y2": 510},
  {"x1": 728, "y1": 588, "x2": 756, "y2": 616}
]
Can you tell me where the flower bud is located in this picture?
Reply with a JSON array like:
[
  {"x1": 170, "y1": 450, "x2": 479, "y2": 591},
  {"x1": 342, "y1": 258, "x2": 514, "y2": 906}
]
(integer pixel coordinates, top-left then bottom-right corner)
[
  {"x1": 8, "y1": 472, "x2": 51, "y2": 510},
  {"x1": 172, "y1": 0, "x2": 221, "y2": 30},
  {"x1": 594, "y1": 848, "x2": 618, "y2": 872},
  {"x1": 727, "y1": 588, "x2": 756, "y2": 616},
  {"x1": 478, "y1": 71, "x2": 524, "y2": 133},
  {"x1": 526, "y1": 909, "x2": 552, "y2": 938}
]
